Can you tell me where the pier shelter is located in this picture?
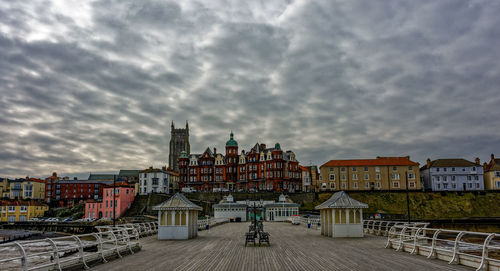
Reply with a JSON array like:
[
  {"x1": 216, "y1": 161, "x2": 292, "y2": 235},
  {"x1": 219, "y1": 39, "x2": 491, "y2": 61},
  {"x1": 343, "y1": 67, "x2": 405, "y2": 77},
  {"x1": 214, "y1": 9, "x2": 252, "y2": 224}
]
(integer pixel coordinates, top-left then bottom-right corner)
[
  {"x1": 213, "y1": 194, "x2": 247, "y2": 222},
  {"x1": 315, "y1": 191, "x2": 368, "y2": 238},
  {"x1": 153, "y1": 193, "x2": 202, "y2": 240},
  {"x1": 263, "y1": 194, "x2": 299, "y2": 222}
]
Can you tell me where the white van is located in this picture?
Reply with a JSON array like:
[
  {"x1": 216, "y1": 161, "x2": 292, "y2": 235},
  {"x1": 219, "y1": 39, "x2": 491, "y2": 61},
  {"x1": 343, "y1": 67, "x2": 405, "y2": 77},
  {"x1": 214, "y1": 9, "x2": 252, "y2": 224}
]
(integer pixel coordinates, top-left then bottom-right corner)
[{"x1": 181, "y1": 187, "x2": 197, "y2": 193}]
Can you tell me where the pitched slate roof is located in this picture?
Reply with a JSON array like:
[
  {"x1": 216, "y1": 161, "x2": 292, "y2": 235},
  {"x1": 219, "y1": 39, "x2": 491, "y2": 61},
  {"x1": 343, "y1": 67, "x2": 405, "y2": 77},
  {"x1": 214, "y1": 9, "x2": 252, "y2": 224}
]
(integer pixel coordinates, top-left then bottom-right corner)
[
  {"x1": 152, "y1": 193, "x2": 202, "y2": 211},
  {"x1": 315, "y1": 191, "x2": 368, "y2": 209},
  {"x1": 118, "y1": 170, "x2": 141, "y2": 177},
  {"x1": 321, "y1": 157, "x2": 418, "y2": 168},
  {"x1": 485, "y1": 159, "x2": 500, "y2": 171},
  {"x1": 88, "y1": 174, "x2": 115, "y2": 181},
  {"x1": 420, "y1": 158, "x2": 478, "y2": 170}
]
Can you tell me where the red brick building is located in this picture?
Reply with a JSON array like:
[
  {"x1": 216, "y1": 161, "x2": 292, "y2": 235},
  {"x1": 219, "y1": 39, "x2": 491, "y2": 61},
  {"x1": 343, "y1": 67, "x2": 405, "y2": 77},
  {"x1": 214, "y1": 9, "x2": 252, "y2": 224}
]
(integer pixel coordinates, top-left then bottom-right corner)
[
  {"x1": 44, "y1": 177, "x2": 111, "y2": 206},
  {"x1": 178, "y1": 132, "x2": 301, "y2": 192}
]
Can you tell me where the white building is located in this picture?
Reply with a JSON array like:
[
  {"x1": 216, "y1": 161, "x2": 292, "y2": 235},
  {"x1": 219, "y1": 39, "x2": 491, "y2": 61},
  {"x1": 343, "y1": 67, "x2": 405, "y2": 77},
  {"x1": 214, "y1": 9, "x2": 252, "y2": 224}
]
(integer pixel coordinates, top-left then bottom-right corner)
[
  {"x1": 263, "y1": 194, "x2": 299, "y2": 222},
  {"x1": 153, "y1": 193, "x2": 202, "y2": 240},
  {"x1": 139, "y1": 167, "x2": 171, "y2": 195},
  {"x1": 315, "y1": 191, "x2": 368, "y2": 238},
  {"x1": 213, "y1": 194, "x2": 247, "y2": 222}
]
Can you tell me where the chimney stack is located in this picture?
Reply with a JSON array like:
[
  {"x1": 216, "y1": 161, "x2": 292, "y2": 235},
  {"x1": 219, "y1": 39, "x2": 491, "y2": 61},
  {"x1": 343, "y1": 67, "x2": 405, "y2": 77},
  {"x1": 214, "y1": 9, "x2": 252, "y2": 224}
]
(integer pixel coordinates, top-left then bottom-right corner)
[
  {"x1": 475, "y1": 157, "x2": 480, "y2": 165},
  {"x1": 214, "y1": 148, "x2": 216, "y2": 154},
  {"x1": 426, "y1": 158, "x2": 431, "y2": 169}
]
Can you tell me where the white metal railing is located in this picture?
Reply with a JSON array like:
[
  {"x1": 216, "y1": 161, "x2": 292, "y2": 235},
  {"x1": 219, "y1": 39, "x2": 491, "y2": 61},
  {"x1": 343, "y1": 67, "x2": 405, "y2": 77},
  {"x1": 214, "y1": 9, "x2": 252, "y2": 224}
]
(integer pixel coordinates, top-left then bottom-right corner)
[
  {"x1": 299, "y1": 215, "x2": 321, "y2": 229},
  {"x1": 386, "y1": 225, "x2": 500, "y2": 271},
  {"x1": 197, "y1": 217, "x2": 227, "y2": 230},
  {"x1": 0, "y1": 222, "x2": 157, "y2": 271},
  {"x1": 363, "y1": 220, "x2": 430, "y2": 236}
]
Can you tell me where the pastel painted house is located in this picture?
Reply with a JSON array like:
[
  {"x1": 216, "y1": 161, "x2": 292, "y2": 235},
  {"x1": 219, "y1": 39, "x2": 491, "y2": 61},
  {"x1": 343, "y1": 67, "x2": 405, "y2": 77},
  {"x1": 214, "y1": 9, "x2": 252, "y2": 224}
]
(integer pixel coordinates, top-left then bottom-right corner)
[
  {"x1": 85, "y1": 184, "x2": 135, "y2": 220},
  {"x1": 420, "y1": 158, "x2": 484, "y2": 191}
]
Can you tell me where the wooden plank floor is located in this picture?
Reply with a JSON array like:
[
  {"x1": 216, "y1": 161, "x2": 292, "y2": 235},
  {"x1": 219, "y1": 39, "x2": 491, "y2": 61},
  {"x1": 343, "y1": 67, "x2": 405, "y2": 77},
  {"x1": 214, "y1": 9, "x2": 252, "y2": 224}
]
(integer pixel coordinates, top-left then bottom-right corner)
[{"x1": 91, "y1": 222, "x2": 472, "y2": 271}]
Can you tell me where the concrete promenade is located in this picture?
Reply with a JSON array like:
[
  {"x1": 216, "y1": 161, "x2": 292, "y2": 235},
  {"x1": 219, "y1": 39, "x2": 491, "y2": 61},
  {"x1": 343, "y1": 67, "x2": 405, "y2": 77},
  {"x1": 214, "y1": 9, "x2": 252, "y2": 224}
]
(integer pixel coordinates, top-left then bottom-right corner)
[{"x1": 91, "y1": 222, "x2": 471, "y2": 271}]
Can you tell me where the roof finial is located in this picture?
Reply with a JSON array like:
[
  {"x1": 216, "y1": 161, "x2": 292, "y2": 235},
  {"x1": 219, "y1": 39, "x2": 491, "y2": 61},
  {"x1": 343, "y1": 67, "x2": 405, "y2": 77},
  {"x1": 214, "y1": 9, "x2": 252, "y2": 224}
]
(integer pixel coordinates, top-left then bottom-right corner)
[{"x1": 171, "y1": 120, "x2": 174, "y2": 129}]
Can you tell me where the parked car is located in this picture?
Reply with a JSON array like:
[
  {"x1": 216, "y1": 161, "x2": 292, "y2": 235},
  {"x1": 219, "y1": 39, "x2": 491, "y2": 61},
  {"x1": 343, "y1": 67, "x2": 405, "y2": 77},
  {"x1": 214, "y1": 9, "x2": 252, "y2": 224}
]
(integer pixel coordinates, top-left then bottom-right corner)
[
  {"x1": 63, "y1": 218, "x2": 73, "y2": 222},
  {"x1": 46, "y1": 218, "x2": 59, "y2": 222},
  {"x1": 181, "y1": 187, "x2": 197, "y2": 193},
  {"x1": 28, "y1": 217, "x2": 40, "y2": 222}
]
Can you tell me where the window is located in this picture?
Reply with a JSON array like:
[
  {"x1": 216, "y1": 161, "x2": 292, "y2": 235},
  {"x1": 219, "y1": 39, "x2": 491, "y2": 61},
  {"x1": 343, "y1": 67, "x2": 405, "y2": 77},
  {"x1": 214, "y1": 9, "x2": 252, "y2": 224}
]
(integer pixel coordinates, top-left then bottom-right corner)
[
  {"x1": 452, "y1": 183, "x2": 456, "y2": 189},
  {"x1": 330, "y1": 167, "x2": 334, "y2": 172},
  {"x1": 20, "y1": 206, "x2": 27, "y2": 212},
  {"x1": 495, "y1": 172, "x2": 500, "y2": 178},
  {"x1": 467, "y1": 176, "x2": 472, "y2": 181},
  {"x1": 352, "y1": 174, "x2": 358, "y2": 180},
  {"x1": 474, "y1": 176, "x2": 479, "y2": 181},
  {"x1": 352, "y1": 167, "x2": 357, "y2": 172},
  {"x1": 437, "y1": 183, "x2": 441, "y2": 189},
  {"x1": 364, "y1": 174, "x2": 369, "y2": 180},
  {"x1": 409, "y1": 182, "x2": 415, "y2": 188},
  {"x1": 364, "y1": 167, "x2": 368, "y2": 172},
  {"x1": 329, "y1": 174, "x2": 335, "y2": 180},
  {"x1": 452, "y1": 168, "x2": 456, "y2": 172},
  {"x1": 443, "y1": 168, "x2": 447, "y2": 172},
  {"x1": 442, "y1": 176, "x2": 447, "y2": 182},
  {"x1": 495, "y1": 181, "x2": 500, "y2": 188},
  {"x1": 375, "y1": 166, "x2": 380, "y2": 172},
  {"x1": 364, "y1": 182, "x2": 369, "y2": 188},
  {"x1": 376, "y1": 174, "x2": 381, "y2": 180},
  {"x1": 329, "y1": 183, "x2": 335, "y2": 189},
  {"x1": 472, "y1": 167, "x2": 476, "y2": 172},
  {"x1": 408, "y1": 166, "x2": 413, "y2": 171},
  {"x1": 408, "y1": 173, "x2": 415, "y2": 180},
  {"x1": 443, "y1": 183, "x2": 448, "y2": 189},
  {"x1": 341, "y1": 183, "x2": 346, "y2": 189},
  {"x1": 353, "y1": 182, "x2": 358, "y2": 188},
  {"x1": 451, "y1": 176, "x2": 456, "y2": 181},
  {"x1": 475, "y1": 183, "x2": 480, "y2": 189},
  {"x1": 8, "y1": 206, "x2": 15, "y2": 212},
  {"x1": 436, "y1": 176, "x2": 440, "y2": 181},
  {"x1": 376, "y1": 182, "x2": 381, "y2": 188},
  {"x1": 341, "y1": 167, "x2": 345, "y2": 172},
  {"x1": 392, "y1": 173, "x2": 400, "y2": 180},
  {"x1": 436, "y1": 168, "x2": 440, "y2": 172},
  {"x1": 393, "y1": 166, "x2": 397, "y2": 171},
  {"x1": 392, "y1": 182, "x2": 400, "y2": 188},
  {"x1": 468, "y1": 183, "x2": 472, "y2": 188},
  {"x1": 341, "y1": 175, "x2": 346, "y2": 180}
]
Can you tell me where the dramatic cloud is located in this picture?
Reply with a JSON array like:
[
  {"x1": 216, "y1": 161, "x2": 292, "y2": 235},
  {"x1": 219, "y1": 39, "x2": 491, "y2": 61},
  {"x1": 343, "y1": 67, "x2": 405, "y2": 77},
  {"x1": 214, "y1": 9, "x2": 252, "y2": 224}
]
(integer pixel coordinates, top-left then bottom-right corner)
[{"x1": 1, "y1": 0, "x2": 500, "y2": 178}]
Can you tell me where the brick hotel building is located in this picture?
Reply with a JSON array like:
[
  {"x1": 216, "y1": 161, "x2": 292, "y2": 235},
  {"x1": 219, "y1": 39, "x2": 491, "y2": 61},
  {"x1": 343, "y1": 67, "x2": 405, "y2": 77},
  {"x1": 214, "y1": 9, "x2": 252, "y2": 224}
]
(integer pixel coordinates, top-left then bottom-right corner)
[{"x1": 178, "y1": 132, "x2": 301, "y2": 192}]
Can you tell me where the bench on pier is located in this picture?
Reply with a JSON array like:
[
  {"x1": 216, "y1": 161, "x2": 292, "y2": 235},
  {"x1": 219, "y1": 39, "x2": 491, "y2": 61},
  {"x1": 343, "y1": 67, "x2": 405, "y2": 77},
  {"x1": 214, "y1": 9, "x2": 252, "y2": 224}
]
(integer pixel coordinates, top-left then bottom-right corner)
[
  {"x1": 258, "y1": 232, "x2": 270, "y2": 246},
  {"x1": 245, "y1": 231, "x2": 256, "y2": 246}
]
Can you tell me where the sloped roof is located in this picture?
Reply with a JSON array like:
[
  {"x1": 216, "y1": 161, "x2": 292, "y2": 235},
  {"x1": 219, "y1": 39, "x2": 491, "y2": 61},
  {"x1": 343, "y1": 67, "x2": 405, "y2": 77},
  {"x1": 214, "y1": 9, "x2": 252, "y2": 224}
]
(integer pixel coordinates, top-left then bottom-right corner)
[
  {"x1": 153, "y1": 193, "x2": 202, "y2": 211},
  {"x1": 485, "y1": 159, "x2": 500, "y2": 171},
  {"x1": 321, "y1": 157, "x2": 418, "y2": 168},
  {"x1": 315, "y1": 191, "x2": 368, "y2": 209},
  {"x1": 420, "y1": 158, "x2": 477, "y2": 170},
  {"x1": 118, "y1": 170, "x2": 141, "y2": 177},
  {"x1": 88, "y1": 174, "x2": 115, "y2": 181}
]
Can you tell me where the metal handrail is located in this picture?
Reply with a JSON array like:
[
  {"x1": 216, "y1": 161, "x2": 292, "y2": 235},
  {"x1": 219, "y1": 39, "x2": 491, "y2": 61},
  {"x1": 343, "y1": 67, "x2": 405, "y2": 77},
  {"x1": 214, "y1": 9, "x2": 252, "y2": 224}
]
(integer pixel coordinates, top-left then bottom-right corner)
[
  {"x1": 363, "y1": 219, "x2": 430, "y2": 236},
  {"x1": 0, "y1": 222, "x2": 157, "y2": 271},
  {"x1": 386, "y1": 225, "x2": 500, "y2": 271}
]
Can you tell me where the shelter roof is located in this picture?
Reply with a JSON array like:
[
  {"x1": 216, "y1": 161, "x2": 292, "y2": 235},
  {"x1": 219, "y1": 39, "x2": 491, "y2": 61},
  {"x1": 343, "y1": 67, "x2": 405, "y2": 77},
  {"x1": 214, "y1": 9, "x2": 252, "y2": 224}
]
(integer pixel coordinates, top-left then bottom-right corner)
[
  {"x1": 153, "y1": 193, "x2": 202, "y2": 211},
  {"x1": 315, "y1": 191, "x2": 368, "y2": 209}
]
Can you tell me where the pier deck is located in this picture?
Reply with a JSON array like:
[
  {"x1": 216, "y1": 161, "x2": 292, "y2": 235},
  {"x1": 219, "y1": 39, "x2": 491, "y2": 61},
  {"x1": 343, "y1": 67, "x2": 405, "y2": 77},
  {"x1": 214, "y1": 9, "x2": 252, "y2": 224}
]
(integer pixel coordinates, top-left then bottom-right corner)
[{"x1": 91, "y1": 222, "x2": 471, "y2": 271}]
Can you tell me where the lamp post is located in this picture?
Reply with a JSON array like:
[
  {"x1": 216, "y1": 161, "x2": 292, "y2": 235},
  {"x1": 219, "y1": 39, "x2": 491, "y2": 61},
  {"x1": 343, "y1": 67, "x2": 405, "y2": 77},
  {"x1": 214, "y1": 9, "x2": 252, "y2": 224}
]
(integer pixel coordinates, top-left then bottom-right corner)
[
  {"x1": 405, "y1": 171, "x2": 411, "y2": 223},
  {"x1": 113, "y1": 175, "x2": 116, "y2": 227}
]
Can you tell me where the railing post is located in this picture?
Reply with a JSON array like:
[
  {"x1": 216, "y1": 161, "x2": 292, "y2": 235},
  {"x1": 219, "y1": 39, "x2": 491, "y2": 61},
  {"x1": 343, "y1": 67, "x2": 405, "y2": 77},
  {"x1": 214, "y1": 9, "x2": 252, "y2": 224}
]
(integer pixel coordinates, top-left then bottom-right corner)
[
  {"x1": 449, "y1": 231, "x2": 466, "y2": 264},
  {"x1": 108, "y1": 230, "x2": 122, "y2": 258},
  {"x1": 385, "y1": 226, "x2": 396, "y2": 248},
  {"x1": 477, "y1": 233, "x2": 495, "y2": 271},
  {"x1": 93, "y1": 232, "x2": 108, "y2": 263},
  {"x1": 121, "y1": 228, "x2": 134, "y2": 254},
  {"x1": 46, "y1": 238, "x2": 62, "y2": 271},
  {"x1": 397, "y1": 226, "x2": 408, "y2": 251},
  {"x1": 72, "y1": 235, "x2": 90, "y2": 269},
  {"x1": 411, "y1": 227, "x2": 424, "y2": 254},
  {"x1": 13, "y1": 241, "x2": 28, "y2": 271},
  {"x1": 427, "y1": 229, "x2": 442, "y2": 259}
]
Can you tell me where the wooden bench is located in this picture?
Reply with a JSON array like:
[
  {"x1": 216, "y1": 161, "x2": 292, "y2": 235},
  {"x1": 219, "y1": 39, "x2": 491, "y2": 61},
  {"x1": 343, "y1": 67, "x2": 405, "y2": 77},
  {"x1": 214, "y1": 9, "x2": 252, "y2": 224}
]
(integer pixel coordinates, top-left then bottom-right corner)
[
  {"x1": 245, "y1": 231, "x2": 256, "y2": 246},
  {"x1": 258, "y1": 232, "x2": 270, "y2": 246}
]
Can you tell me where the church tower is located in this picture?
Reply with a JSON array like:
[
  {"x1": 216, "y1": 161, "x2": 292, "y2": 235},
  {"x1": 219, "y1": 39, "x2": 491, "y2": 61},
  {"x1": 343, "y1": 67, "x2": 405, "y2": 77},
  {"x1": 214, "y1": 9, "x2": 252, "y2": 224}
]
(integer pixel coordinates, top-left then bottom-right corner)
[{"x1": 169, "y1": 121, "x2": 190, "y2": 172}]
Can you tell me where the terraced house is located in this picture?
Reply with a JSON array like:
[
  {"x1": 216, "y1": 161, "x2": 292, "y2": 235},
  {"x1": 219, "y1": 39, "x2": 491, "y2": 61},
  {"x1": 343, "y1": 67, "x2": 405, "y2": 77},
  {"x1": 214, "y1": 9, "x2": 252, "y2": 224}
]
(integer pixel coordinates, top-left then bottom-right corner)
[
  {"x1": 0, "y1": 200, "x2": 48, "y2": 222},
  {"x1": 178, "y1": 132, "x2": 301, "y2": 192},
  {"x1": 319, "y1": 157, "x2": 421, "y2": 191},
  {"x1": 483, "y1": 154, "x2": 500, "y2": 190},
  {"x1": 420, "y1": 158, "x2": 484, "y2": 191}
]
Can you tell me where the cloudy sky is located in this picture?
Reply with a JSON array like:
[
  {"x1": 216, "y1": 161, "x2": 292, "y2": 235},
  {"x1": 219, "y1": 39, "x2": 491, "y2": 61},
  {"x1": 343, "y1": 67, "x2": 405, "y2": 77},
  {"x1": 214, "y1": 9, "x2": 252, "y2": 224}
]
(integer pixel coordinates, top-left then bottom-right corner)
[{"x1": 1, "y1": 0, "x2": 500, "y2": 178}]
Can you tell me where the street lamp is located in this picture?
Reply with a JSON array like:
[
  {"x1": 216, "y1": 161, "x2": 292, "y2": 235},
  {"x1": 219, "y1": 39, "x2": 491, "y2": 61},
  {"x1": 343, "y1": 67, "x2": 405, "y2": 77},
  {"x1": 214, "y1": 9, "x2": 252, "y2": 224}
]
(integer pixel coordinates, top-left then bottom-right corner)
[{"x1": 405, "y1": 171, "x2": 411, "y2": 223}]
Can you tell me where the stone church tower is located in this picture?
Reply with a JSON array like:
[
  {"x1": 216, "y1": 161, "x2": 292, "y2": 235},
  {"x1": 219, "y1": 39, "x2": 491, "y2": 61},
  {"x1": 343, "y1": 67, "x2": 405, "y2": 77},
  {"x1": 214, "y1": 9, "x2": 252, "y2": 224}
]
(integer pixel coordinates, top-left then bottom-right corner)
[{"x1": 169, "y1": 121, "x2": 190, "y2": 172}]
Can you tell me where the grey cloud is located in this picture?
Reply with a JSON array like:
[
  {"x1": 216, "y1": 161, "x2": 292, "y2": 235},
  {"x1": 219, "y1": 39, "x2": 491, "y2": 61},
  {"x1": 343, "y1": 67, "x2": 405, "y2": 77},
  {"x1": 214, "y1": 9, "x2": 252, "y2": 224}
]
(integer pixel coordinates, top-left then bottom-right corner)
[{"x1": 1, "y1": 0, "x2": 500, "y2": 178}]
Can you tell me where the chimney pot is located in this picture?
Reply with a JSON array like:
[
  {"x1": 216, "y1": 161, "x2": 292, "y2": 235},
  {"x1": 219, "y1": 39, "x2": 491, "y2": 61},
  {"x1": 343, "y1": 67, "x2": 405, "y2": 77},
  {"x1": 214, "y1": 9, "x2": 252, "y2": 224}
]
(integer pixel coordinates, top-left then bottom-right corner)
[
  {"x1": 426, "y1": 158, "x2": 431, "y2": 168},
  {"x1": 475, "y1": 157, "x2": 480, "y2": 165},
  {"x1": 492, "y1": 153, "x2": 495, "y2": 160}
]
